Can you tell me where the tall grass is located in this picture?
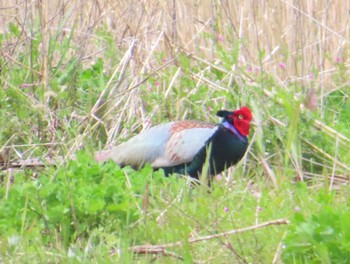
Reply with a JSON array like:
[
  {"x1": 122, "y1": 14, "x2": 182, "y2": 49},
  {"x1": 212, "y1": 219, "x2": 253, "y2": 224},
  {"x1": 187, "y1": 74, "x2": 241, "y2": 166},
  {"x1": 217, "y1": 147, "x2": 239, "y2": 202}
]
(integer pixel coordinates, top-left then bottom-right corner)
[{"x1": 1, "y1": 0, "x2": 349, "y2": 162}]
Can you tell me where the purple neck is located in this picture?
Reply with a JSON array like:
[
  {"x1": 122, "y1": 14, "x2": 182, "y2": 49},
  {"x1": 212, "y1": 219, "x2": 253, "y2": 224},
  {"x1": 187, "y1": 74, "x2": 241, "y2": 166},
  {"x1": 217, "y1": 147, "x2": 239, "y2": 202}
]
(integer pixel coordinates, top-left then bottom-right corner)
[{"x1": 222, "y1": 121, "x2": 247, "y2": 142}]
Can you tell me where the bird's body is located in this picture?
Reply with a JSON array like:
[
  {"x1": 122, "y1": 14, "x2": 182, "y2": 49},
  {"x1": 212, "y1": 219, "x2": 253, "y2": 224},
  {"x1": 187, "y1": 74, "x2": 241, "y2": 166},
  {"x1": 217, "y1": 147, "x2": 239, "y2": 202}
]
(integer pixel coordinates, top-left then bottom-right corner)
[{"x1": 95, "y1": 107, "x2": 253, "y2": 179}]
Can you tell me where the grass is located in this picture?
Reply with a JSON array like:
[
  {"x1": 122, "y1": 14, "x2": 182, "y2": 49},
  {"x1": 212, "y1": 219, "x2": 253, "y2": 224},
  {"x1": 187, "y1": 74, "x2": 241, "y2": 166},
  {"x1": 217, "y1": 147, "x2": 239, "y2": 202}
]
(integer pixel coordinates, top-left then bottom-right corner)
[{"x1": 1, "y1": 0, "x2": 350, "y2": 263}]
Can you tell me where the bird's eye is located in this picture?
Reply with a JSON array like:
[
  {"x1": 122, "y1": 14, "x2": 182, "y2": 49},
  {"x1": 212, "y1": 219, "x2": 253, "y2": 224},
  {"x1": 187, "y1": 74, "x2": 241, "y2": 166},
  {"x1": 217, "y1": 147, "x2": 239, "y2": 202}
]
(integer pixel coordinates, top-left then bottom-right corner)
[{"x1": 238, "y1": 114, "x2": 243, "y2": 119}]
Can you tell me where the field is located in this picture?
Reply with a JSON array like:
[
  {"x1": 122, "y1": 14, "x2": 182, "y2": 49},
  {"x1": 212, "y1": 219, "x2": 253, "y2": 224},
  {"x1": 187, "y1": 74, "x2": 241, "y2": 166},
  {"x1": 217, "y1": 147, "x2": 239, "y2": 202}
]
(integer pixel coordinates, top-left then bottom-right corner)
[{"x1": 1, "y1": 0, "x2": 350, "y2": 263}]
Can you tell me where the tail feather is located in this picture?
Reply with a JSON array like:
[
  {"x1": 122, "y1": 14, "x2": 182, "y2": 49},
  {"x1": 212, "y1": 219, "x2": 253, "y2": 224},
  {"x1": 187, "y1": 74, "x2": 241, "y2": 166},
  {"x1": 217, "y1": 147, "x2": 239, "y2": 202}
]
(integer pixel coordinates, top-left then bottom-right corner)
[{"x1": 94, "y1": 150, "x2": 113, "y2": 162}]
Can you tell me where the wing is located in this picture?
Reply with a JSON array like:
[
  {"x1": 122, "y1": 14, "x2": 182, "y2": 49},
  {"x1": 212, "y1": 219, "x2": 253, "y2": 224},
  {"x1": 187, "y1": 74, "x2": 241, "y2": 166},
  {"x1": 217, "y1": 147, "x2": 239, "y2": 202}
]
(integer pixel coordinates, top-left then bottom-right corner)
[
  {"x1": 94, "y1": 121, "x2": 217, "y2": 169},
  {"x1": 94, "y1": 122, "x2": 173, "y2": 168},
  {"x1": 151, "y1": 126, "x2": 217, "y2": 168}
]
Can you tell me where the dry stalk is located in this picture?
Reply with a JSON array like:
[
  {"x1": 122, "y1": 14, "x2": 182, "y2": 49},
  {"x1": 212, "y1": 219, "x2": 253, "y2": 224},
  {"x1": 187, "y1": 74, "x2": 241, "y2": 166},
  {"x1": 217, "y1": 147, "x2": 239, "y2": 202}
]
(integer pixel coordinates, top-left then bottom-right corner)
[
  {"x1": 260, "y1": 155, "x2": 278, "y2": 189},
  {"x1": 272, "y1": 231, "x2": 288, "y2": 264},
  {"x1": 125, "y1": 218, "x2": 289, "y2": 254},
  {"x1": 128, "y1": 247, "x2": 185, "y2": 261},
  {"x1": 303, "y1": 139, "x2": 350, "y2": 173}
]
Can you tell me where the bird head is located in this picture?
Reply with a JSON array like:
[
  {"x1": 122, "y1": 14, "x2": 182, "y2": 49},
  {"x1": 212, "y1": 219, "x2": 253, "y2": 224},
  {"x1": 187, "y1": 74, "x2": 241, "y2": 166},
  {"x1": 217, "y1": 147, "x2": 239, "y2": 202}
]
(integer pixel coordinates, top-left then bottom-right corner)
[{"x1": 216, "y1": 106, "x2": 253, "y2": 136}]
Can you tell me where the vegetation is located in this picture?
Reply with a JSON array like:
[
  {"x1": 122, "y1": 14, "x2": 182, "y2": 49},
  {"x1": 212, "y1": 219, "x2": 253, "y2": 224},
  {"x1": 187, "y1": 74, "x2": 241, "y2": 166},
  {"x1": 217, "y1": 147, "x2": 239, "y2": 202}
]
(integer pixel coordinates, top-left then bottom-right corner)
[{"x1": 0, "y1": 0, "x2": 349, "y2": 262}]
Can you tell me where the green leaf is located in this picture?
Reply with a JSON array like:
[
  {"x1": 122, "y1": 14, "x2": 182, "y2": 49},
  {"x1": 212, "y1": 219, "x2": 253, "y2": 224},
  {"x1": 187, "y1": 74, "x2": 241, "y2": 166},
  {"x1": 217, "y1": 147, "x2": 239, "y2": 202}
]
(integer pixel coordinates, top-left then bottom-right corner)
[{"x1": 8, "y1": 23, "x2": 20, "y2": 37}]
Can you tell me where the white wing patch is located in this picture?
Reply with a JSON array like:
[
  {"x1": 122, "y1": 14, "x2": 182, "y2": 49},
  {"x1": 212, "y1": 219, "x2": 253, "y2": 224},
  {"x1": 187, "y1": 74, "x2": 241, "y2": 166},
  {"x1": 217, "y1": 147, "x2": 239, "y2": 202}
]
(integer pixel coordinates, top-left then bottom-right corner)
[
  {"x1": 151, "y1": 126, "x2": 217, "y2": 168},
  {"x1": 95, "y1": 123, "x2": 173, "y2": 168}
]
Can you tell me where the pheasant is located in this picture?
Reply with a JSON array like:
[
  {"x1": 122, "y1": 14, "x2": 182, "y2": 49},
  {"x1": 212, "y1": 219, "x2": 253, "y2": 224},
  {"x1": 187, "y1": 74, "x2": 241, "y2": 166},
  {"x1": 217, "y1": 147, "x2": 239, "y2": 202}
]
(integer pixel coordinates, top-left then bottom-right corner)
[{"x1": 95, "y1": 107, "x2": 253, "y2": 180}]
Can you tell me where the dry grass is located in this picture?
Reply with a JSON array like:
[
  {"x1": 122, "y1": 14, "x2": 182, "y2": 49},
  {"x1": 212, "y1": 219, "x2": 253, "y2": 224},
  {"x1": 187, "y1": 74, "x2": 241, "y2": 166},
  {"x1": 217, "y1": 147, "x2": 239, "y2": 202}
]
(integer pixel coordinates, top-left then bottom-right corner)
[{"x1": 2, "y1": 0, "x2": 348, "y2": 74}]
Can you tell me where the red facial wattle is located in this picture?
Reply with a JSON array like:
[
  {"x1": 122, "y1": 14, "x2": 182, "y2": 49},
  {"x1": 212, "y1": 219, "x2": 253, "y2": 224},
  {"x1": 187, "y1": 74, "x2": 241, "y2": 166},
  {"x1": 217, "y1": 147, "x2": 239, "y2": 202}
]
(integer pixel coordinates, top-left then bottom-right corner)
[
  {"x1": 233, "y1": 107, "x2": 253, "y2": 136},
  {"x1": 234, "y1": 119, "x2": 250, "y2": 136}
]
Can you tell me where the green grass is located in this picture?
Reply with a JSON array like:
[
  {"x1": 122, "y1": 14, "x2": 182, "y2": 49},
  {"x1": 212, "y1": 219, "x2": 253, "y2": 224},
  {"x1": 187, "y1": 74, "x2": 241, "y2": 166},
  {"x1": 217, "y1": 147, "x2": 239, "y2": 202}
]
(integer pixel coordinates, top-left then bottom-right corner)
[{"x1": 1, "y1": 0, "x2": 350, "y2": 262}]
